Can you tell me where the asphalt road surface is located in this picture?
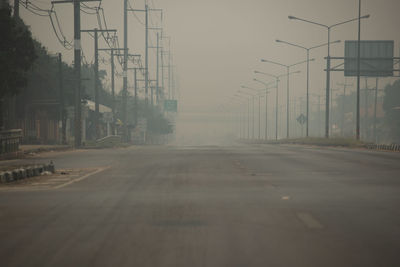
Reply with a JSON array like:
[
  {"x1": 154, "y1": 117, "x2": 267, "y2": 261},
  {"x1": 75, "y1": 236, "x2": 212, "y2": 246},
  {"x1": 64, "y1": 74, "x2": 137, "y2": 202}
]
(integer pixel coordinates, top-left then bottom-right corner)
[{"x1": 0, "y1": 144, "x2": 400, "y2": 267}]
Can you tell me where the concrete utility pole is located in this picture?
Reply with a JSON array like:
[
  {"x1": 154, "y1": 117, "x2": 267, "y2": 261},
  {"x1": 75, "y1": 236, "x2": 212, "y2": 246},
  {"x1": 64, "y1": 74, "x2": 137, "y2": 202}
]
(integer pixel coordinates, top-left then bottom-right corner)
[
  {"x1": 81, "y1": 28, "x2": 117, "y2": 140},
  {"x1": 123, "y1": 0, "x2": 128, "y2": 142},
  {"x1": 363, "y1": 78, "x2": 370, "y2": 140},
  {"x1": 373, "y1": 78, "x2": 379, "y2": 143},
  {"x1": 156, "y1": 32, "x2": 160, "y2": 105},
  {"x1": 98, "y1": 47, "x2": 125, "y2": 135},
  {"x1": 168, "y1": 39, "x2": 172, "y2": 99},
  {"x1": 13, "y1": 0, "x2": 19, "y2": 18},
  {"x1": 52, "y1": 0, "x2": 101, "y2": 147},
  {"x1": 128, "y1": 5, "x2": 163, "y2": 108},
  {"x1": 337, "y1": 82, "x2": 353, "y2": 136},
  {"x1": 356, "y1": 0, "x2": 362, "y2": 140},
  {"x1": 148, "y1": 29, "x2": 163, "y2": 105},
  {"x1": 161, "y1": 49, "x2": 165, "y2": 101},
  {"x1": 127, "y1": 66, "x2": 145, "y2": 127},
  {"x1": 145, "y1": 4, "x2": 149, "y2": 107},
  {"x1": 58, "y1": 53, "x2": 66, "y2": 144},
  {"x1": 134, "y1": 68, "x2": 138, "y2": 126}
]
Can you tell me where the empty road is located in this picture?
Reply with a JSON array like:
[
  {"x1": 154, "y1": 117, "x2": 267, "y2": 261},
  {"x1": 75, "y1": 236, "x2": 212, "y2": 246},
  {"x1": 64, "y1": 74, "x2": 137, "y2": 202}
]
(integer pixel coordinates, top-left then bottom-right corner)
[{"x1": 0, "y1": 144, "x2": 399, "y2": 267}]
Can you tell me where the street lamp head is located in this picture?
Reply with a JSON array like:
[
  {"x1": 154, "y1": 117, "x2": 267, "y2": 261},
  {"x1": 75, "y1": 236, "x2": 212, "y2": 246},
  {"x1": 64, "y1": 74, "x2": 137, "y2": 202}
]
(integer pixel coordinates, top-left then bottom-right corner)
[
  {"x1": 260, "y1": 59, "x2": 266, "y2": 62},
  {"x1": 276, "y1": 39, "x2": 282, "y2": 43},
  {"x1": 362, "y1": 14, "x2": 370, "y2": 19},
  {"x1": 288, "y1": 15, "x2": 297, "y2": 20}
]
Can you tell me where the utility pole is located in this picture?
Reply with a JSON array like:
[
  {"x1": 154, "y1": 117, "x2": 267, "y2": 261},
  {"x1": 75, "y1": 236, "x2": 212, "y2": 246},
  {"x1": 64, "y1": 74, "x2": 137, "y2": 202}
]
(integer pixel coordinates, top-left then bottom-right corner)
[
  {"x1": 58, "y1": 53, "x2": 66, "y2": 144},
  {"x1": 161, "y1": 49, "x2": 165, "y2": 102},
  {"x1": 330, "y1": 88, "x2": 340, "y2": 135},
  {"x1": 13, "y1": 0, "x2": 19, "y2": 18},
  {"x1": 52, "y1": 0, "x2": 101, "y2": 147},
  {"x1": 156, "y1": 32, "x2": 160, "y2": 105},
  {"x1": 81, "y1": 29, "x2": 117, "y2": 140},
  {"x1": 111, "y1": 49, "x2": 115, "y2": 134},
  {"x1": 356, "y1": 0, "x2": 362, "y2": 140},
  {"x1": 73, "y1": 0, "x2": 82, "y2": 147},
  {"x1": 373, "y1": 78, "x2": 379, "y2": 143},
  {"x1": 337, "y1": 82, "x2": 353, "y2": 136},
  {"x1": 134, "y1": 68, "x2": 138, "y2": 126},
  {"x1": 168, "y1": 39, "x2": 172, "y2": 99},
  {"x1": 364, "y1": 78, "x2": 369, "y2": 140},
  {"x1": 7, "y1": 0, "x2": 21, "y2": 129},
  {"x1": 127, "y1": 66, "x2": 145, "y2": 127},
  {"x1": 94, "y1": 29, "x2": 99, "y2": 139},
  {"x1": 98, "y1": 47, "x2": 124, "y2": 135},
  {"x1": 123, "y1": 0, "x2": 128, "y2": 142},
  {"x1": 145, "y1": 4, "x2": 149, "y2": 108}
]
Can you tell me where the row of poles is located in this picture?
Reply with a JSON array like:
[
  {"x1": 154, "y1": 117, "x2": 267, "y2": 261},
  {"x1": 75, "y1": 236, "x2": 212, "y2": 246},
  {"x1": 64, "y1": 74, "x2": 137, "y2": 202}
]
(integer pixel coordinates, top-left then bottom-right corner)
[
  {"x1": 15, "y1": 0, "x2": 175, "y2": 147},
  {"x1": 226, "y1": 76, "x2": 380, "y2": 142},
  {"x1": 228, "y1": 0, "x2": 369, "y2": 141}
]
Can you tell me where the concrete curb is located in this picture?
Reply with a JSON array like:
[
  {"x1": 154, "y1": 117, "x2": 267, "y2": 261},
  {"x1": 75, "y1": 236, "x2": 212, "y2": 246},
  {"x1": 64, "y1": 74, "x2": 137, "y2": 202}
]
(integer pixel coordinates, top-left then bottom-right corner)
[
  {"x1": 238, "y1": 139, "x2": 400, "y2": 152},
  {"x1": 0, "y1": 161, "x2": 55, "y2": 184}
]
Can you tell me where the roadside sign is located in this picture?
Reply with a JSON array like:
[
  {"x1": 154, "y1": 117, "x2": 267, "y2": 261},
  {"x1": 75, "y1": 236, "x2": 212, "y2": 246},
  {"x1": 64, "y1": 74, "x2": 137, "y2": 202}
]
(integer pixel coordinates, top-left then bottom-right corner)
[
  {"x1": 164, "y1": 100, "x2": 178, "y2": 112},
  {"x1": 344, "y1": 40, "x2": 394, "y2": 77},
  {"x1": 297, "y1": 114, "x2": 307, "y2": 125}
]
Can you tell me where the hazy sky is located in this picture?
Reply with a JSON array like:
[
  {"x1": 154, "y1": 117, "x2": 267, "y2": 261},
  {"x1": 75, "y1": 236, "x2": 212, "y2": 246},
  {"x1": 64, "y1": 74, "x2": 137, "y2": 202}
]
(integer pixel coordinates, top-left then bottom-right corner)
[{"x1": 14, "y1": 0, "x2": 400, "y2": 142}]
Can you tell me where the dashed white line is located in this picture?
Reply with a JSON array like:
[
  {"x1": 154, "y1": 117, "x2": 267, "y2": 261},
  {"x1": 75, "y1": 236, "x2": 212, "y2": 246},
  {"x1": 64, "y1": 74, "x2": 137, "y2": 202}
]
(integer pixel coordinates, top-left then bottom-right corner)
[{"x1": 296, "y1": 212, "x2": 324, "y2": 229}]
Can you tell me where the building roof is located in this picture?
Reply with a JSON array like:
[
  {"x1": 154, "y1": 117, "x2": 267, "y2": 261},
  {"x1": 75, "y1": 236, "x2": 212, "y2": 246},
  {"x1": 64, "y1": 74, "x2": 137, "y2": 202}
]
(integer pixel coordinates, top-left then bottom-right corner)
[{"x1": 86, "y1": 100, "x2": 112, "y2": 114}]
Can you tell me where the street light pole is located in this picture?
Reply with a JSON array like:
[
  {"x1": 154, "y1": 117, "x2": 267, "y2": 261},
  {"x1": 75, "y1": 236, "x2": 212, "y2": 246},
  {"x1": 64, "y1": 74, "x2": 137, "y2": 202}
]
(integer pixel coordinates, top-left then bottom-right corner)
[
  {"x1": 275, "y1": 39, "x2": 340, "y2": 137},
  {"x1": 239, "y1": 89, "x2": 257, "y2": 140},
  {"x1": 289, "y1": 13, "x2": 370, "y2": 138},
  {"x1": 241, "y1": 86, "x2": 264, "y2": 140},
  {"x1": 236, "y1": 93, "x2": 251, "y2": 139},
  {"x1": 254, "y1": 79, "x2": 275, "y2": 140},
  {"x1": 232, "y1": 95, "x2": 247, "y2": 139},
  {"x1": 254, "y1": 70, "x2": 299, "y2": 140},
  {"x1": 260, "y1": 59, "x2": 310, "y2": 139}
]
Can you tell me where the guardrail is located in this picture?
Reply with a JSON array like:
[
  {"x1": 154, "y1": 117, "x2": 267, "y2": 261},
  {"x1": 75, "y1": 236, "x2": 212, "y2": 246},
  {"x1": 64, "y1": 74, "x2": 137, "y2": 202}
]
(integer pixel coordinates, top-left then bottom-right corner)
[
  {"x1": 366, "y1": 143, "x2": 400, "y2": 152},
  {"x1": 0, "y1": 129, "x2": 22, "y2": 154}
]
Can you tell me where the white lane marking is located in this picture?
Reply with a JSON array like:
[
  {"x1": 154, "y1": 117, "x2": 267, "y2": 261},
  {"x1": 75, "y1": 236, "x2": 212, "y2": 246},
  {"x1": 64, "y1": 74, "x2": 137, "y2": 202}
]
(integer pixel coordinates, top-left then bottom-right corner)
[
  {"x1": 296, "y1": 212, "x2": 324, "y2": 229},
  {"x1": 54, "y1": 167, "x2": 111, "y2": 189}
]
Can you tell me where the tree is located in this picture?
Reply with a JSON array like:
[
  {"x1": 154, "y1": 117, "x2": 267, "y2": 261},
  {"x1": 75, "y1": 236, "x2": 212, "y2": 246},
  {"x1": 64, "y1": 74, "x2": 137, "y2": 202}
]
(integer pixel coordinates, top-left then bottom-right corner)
[{"x1": 0, "y1": 2, "x2": 36, "y2": 98}]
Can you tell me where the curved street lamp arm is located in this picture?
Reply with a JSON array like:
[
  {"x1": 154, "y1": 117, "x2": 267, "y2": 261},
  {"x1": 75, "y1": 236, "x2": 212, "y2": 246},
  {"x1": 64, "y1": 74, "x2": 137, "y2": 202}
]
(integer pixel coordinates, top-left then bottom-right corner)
[
  {"x1": 254, "y1": 70, "x2": 278, "y2": 79},
  {"x1": 253, "y1": 78, "x2": 276, "y2": 87},
  {"x1": 261, "y1": 59, "x2": 288, "y2": 68},
  {"x1": 290, "y1": 58, "x2": 314, "y2": 67},
  {"x1": 309, "y1": 40, "x2": 340, "y2": 50},
  {"x1": 278, "y1": 70, "x2": 301, "y2": 79},
  {"x1": 276, "y1": 39, "x2": 307, "y2": 50},
  {"x1": 241, "y1": 85, "x2": 259, "y2": 92},
  {"x1": 330, "y1": 15, "x2": 370, "y2": 28},
  {"x1": 238, "y1": 90, "x2": 255, "y2": 97},
  {"x1": 288, "y1": 15, "x2": 328, "y2": 29}
]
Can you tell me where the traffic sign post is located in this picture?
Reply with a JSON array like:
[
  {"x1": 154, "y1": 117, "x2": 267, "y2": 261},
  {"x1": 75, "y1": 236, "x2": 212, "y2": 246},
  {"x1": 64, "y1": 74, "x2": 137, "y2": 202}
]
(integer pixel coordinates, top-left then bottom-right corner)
[{"x1": 297, "y1": 114, "x2": 307, "y2": 138}]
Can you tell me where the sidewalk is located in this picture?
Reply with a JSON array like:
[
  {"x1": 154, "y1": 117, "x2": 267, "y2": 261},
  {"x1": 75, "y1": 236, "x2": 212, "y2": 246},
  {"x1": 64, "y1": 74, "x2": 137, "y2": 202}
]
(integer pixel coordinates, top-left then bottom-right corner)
[
  {"x1": 20, "y1": 144, "x2": 72, "y2": 154},
  {"x1": 0, "y1": 145, "x2": 72, "y2": 168}
]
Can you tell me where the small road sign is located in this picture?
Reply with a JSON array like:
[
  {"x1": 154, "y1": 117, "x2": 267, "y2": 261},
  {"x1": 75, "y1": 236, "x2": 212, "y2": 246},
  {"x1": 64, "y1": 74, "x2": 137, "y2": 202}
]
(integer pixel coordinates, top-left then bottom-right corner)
[{"x1": 297, "y1": 114, "x2": 307, "y2": 125}]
